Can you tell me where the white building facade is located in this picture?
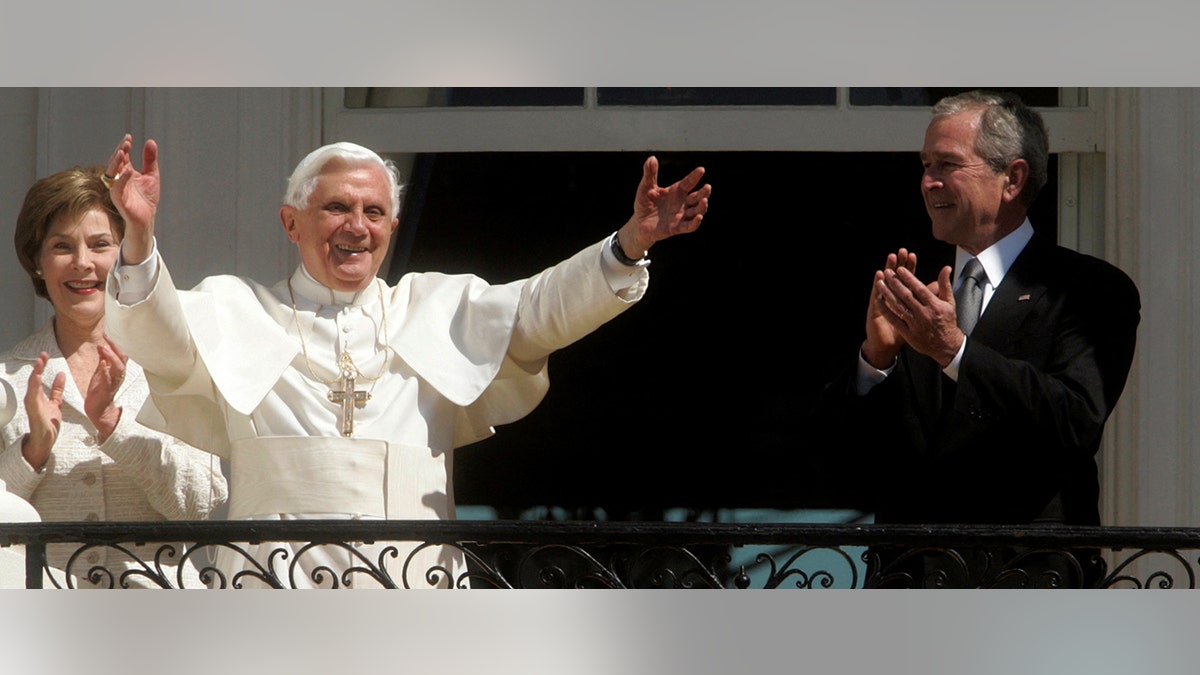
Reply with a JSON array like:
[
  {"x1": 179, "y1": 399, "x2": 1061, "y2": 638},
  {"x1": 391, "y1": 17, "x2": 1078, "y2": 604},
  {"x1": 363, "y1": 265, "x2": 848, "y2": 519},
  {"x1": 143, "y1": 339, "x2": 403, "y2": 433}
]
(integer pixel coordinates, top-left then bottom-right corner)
[{"x1": 0, "y1": 87, "x2": 1193, "y2": 528}]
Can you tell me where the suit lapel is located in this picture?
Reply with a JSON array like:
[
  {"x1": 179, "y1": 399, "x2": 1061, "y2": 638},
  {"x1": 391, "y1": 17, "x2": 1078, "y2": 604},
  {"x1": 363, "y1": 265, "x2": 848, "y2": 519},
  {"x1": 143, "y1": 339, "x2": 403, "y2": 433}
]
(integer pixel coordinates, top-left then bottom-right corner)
[
  {"x1": 898, "y1": 235, "x2": 1056, "y2": 451},
  {"x1": 968, "y1": 234, "x2": 1052, "y2": 350}
]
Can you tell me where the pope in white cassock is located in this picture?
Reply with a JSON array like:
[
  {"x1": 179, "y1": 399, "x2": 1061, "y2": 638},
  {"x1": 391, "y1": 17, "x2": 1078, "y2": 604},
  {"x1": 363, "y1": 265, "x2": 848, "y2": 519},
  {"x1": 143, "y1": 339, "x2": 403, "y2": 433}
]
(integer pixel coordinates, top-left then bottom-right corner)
[{"x1": 102, "y1": 135, "x2": 711, "y2": 588}]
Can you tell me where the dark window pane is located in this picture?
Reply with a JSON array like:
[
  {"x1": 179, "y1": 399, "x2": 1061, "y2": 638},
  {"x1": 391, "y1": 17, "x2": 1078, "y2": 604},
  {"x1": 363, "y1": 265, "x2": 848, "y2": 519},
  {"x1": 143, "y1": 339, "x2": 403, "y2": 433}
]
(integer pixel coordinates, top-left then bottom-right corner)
[
  {"x1": 598, "y1": 87, "x2": 835, "y2": 106},
  {"x1": 345, "y1": 87, "x2": 584, "y2": 108},
  {"x1": 391, "y1": 150, "x2": 1056, "y2": 513},
  {"x1": 850, "y1": 87, "x2": 1063, "y2": 107}
]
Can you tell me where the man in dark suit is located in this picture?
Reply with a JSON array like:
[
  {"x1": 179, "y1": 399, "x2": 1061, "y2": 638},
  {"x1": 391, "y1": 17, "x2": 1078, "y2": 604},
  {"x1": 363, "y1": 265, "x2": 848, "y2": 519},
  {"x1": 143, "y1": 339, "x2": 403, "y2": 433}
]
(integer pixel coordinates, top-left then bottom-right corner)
[{"x1": 828, "y1": 90, "x2": 1140, "y2": 587}]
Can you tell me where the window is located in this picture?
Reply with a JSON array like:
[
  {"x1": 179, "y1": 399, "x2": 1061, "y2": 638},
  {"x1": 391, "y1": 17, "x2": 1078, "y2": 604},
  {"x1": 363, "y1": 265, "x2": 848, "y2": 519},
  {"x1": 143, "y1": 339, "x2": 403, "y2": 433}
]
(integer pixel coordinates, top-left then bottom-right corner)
[
  {"x1": 344, "y1": 87, "x2": 585, "y2": 108},
  {"x1": 326, "y1": 87, "x2": 1100, "y2": 516}
]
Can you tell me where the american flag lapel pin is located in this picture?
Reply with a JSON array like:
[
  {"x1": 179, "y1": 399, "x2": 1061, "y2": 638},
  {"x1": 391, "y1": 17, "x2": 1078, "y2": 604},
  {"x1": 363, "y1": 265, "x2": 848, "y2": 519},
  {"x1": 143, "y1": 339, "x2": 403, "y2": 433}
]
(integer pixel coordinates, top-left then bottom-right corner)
[{"x1": 1018, "y1": 293, "x2": 1032, "y2": 302}]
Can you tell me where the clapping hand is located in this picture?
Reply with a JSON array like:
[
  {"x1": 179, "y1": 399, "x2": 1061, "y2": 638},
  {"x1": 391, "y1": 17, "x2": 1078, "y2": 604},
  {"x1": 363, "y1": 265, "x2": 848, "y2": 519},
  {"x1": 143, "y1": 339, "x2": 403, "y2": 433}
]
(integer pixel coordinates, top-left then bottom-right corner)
[
  {"x1": 84, "y1": 338, "x2": 127, "y2": 443},
  {"x1": 22, "y1": 352, "x2": 65, "y2": 471}
]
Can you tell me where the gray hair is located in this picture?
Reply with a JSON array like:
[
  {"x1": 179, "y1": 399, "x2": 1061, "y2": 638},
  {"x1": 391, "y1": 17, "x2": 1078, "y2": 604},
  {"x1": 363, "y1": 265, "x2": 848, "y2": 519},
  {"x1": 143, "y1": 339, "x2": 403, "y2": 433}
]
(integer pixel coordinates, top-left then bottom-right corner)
[
  {"x1": 931, "y1": 91, "x2": 1049, "y2": 207},
  {"x1": 283, "y1": 142, "x2": 404, "y2": 219}
]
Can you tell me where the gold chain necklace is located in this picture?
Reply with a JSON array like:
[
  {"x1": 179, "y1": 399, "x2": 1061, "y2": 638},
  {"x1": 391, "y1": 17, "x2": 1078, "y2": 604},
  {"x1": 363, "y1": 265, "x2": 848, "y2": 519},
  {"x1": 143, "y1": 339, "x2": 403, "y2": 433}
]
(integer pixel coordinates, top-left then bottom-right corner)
[{"x1": 287, "y1": 277, "x2": 393, "y2": 437}]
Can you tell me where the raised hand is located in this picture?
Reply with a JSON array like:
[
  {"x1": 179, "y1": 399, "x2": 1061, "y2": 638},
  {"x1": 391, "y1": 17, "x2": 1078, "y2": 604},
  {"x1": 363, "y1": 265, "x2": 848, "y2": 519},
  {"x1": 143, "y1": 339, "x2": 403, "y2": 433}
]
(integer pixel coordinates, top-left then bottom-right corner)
[
  {"x1": 617, "y1": 156, "x2": 712, "y2": 257},
  {"x1": 105, "y1": 133, "x2": 160, "y2": 265},
  {"x1": 84, "y1": 338, "x2": 127, "y2": 442},
  {"x1": 22, "y1": 352, "x2": 65, "y2": 471}
]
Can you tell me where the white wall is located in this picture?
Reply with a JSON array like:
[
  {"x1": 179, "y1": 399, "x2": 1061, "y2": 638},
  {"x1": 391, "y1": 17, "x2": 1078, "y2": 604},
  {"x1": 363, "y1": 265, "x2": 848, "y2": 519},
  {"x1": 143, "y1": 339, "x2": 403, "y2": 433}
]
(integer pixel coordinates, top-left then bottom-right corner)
[
  {"x1": 1130, "y1": 88, "x2": 1200, "y2": 526},
  {"x1": 0, "y1": 88, "x2": 41, "y2": 350},
  {"x1": 0, "y1": 88, "x2": 319, "y2": 345}
]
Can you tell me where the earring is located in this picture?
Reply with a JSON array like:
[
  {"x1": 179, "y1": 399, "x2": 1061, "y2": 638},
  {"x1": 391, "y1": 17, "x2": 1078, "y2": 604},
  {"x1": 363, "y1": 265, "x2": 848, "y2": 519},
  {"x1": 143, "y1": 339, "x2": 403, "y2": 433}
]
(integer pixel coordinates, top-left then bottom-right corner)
[{"x1": 35, "y1": 270, "x2": 42, "y2": 278}]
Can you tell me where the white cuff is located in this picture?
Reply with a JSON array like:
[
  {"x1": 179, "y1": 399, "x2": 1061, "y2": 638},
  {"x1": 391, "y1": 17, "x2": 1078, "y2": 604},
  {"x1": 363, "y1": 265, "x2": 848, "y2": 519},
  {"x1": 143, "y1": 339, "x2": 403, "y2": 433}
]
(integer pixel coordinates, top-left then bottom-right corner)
[
  {"x1": 113, "y1": 238, "x2": 160, "y2": 305},
  {"x1": 600, "y1": 232, "x2": 650, "y2": 293},
  {"x1": 942, "y1": 336, "x2": 968, "y2": 382},
  {"x1": 855, "y1": 351, "x2": 894, "y2": 395}
]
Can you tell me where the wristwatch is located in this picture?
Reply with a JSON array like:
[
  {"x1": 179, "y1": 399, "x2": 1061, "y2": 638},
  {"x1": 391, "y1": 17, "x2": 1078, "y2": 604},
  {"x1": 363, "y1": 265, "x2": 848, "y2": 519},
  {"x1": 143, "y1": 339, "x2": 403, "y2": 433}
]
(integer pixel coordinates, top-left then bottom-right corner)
[{"x1": 610, "y1": 234, "x2": 647, "y2": 266}]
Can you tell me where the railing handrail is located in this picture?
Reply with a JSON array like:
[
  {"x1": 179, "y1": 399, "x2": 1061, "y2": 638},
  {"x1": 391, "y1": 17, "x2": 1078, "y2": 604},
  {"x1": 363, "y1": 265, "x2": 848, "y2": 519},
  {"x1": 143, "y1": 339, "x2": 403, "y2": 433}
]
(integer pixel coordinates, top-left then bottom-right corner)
[
  {"x1": 7, "y1": 520, "x2": 1199, "y2": 589},
  {"x1": 5, "y1": 519, "x2": 1200, "y2": 547}
]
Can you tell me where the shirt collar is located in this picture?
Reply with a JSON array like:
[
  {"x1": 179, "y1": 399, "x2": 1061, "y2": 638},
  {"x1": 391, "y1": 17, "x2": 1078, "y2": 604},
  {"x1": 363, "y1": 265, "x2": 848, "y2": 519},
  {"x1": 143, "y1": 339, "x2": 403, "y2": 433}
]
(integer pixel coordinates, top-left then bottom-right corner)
[
  {"x1": 955, "y1": 218, "x2": 1034, "y2": 290},
  {"x1": 289, "y1": 264, "x2": 380, "y2": 307}
]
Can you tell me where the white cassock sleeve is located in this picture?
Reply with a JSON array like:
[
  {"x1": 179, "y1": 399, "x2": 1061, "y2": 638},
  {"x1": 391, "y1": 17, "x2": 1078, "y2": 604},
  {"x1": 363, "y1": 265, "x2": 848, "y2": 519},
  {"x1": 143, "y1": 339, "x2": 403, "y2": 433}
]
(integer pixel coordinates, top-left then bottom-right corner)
[{"x1": 106, "y1": 237, "x2": 647, "y2": 455}]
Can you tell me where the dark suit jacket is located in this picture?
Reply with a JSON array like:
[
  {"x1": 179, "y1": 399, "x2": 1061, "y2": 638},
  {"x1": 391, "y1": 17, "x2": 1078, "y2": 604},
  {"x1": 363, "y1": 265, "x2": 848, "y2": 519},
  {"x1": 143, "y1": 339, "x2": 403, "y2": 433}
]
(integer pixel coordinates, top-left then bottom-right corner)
[{"x1": 825, "y1": 233, "x2": 1141, "y2": 527}]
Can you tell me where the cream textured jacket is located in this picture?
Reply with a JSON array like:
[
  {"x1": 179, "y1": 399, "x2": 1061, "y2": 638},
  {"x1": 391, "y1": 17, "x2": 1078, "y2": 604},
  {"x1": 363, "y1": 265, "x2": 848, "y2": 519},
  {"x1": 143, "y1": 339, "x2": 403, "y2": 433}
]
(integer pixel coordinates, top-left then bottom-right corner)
[{"x1": 0, "y1": 320, "x2": 229, "y2": 588}]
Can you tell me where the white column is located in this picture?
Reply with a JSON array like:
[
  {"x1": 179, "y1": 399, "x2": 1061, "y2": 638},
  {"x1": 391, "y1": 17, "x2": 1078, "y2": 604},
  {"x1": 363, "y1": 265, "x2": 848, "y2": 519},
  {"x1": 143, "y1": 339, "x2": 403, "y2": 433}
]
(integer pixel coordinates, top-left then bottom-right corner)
[
  {"x1": 141, "y1": 88, "x2": 320, "y2": 288},
  {"x1": 1132, "y1": 87, "x2": 1200, "y2": 526},
  {"x1": 0, "y1": 88, "x2": 39, "y2": 349}
]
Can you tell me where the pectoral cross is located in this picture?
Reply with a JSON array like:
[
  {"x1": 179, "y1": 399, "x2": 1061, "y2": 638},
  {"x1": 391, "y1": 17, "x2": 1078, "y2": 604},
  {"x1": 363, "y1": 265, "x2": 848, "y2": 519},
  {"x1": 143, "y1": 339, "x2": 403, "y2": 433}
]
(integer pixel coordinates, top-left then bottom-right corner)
[{"x1": 328, "y1": 352, "x2": 371, "y2": 437}]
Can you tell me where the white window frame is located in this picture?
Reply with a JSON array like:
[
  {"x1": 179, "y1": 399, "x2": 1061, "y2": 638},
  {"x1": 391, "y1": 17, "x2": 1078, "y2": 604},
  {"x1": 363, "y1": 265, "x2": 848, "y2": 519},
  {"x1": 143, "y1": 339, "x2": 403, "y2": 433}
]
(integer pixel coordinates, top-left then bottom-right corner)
[
  {"x1": 324, "y1": 87, "x2": 1108, "y2": 253},
  {"x1": 323, "y1": 87, "x2": 1104, "y2": 152}
]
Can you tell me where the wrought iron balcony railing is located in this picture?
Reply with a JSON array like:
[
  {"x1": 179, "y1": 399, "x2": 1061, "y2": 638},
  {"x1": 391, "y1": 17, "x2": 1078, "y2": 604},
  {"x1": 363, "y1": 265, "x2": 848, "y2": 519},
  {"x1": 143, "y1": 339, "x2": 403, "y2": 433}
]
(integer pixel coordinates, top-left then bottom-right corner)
[{"x1": 2, "y1": 520, "x2": 1199, "y2": 589}]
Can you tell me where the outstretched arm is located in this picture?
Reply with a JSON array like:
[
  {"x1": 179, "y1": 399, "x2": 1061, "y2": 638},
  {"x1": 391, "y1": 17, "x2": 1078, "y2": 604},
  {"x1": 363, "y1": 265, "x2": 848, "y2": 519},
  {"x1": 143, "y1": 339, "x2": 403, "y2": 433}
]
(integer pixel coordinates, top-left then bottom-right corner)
[
  {"x1": 105, "y1": 134, "x2": 160, "y2": 265},
  {"x1": 616, "y1": 156, "x2": 711, "y2": 259}
]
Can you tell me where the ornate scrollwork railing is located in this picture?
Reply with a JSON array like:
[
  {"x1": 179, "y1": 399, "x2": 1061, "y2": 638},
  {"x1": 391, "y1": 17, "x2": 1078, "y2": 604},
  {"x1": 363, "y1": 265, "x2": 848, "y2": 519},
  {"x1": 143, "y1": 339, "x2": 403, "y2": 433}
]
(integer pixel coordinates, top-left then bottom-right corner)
[{"x1": 2, "y1": 520, "x2": 1199, "y2": 589}]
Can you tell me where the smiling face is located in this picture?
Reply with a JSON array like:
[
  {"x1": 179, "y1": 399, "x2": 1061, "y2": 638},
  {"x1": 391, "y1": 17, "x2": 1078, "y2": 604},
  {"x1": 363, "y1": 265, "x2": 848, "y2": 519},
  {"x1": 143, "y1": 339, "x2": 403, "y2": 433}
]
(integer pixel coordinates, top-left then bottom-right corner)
[
  {"x1": 920, "y1": 109, "x2": 1018, "y2": 255},
  {"x1": 38, "y1": 208, "x2": 121, "y2": 331},
  {"x1": 279, "y1": 160, "x2": 399, "y2": 292}
]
